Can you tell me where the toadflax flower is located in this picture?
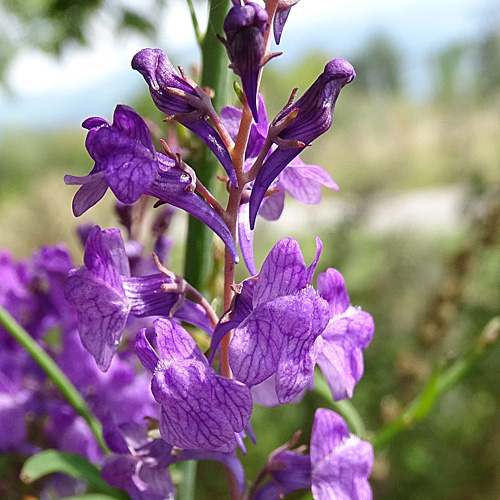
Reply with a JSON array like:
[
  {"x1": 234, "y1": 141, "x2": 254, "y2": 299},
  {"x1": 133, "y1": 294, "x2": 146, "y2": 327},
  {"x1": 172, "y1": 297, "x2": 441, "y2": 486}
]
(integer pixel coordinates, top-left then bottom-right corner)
[
  {"x1": 315, "y1": 268, "x2": 374, "y2": 401},
  {"x1": 64, "y1": 225, "x2": 213, "y2": 371},
  {"x1": 221, "y1": 1, "x2": 268, "y2": 122},
  {"x1": 211, "y1": 237, "x2": 373, "y2": 405},
  {"x1": 210, "y1": 237, "x2": 330, "y2": 404},
  {"x1": 254, "y1": 408, "x2": 374, "y2": 500},
  {"x1": 64, "y1": 105, "x2": 239, "y2": 263},
  {"x1": 135, "y1": 319, "x2": 253, "y2": 453},
  {"x1": 249, "y1": 58, "x2": 355, "y2": 228},
  {"x1": 131, "y1": 48, "x2": 237, "y2": 186}
]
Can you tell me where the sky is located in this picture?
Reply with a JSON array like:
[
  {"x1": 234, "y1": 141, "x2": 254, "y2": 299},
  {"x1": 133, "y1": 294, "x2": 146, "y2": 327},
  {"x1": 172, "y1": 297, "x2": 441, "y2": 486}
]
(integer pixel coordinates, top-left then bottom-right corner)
[{"x1": 0, "y1": 0, "x2": 495, "y2": 133}]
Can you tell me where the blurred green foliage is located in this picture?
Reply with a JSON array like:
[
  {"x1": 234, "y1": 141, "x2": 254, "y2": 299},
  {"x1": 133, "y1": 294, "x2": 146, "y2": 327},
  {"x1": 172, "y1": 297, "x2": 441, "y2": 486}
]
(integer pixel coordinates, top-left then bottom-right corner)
[{"x1": 0, "y1": 0, "x2": 169, "y2": 83}]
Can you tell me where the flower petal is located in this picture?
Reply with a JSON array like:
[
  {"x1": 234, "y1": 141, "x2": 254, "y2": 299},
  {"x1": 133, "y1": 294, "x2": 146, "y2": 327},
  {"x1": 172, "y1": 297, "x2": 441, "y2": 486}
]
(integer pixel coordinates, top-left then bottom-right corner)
[
  {"x1": 153, "y1": 318, "x2": 206, "y2": 364},
  {"x1": 253, "y1": 238, "x2": 307, "y2": 306},
  {"x1": 64, "y1": 268, "x2": 130, "y2": 371}
]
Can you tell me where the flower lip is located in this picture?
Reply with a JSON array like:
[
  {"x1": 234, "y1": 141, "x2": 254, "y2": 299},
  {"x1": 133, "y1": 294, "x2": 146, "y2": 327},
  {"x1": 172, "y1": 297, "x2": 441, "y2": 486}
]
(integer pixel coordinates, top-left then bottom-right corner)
[{"x1": 324, "y1": 58, "x2": 356, "y2": 84}]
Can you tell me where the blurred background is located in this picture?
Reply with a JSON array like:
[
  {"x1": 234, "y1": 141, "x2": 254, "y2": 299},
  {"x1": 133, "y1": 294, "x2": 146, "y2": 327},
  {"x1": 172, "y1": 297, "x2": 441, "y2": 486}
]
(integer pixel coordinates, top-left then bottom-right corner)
[{"x1": 1, "y1": 0, "x2": 500, "y2": 499}]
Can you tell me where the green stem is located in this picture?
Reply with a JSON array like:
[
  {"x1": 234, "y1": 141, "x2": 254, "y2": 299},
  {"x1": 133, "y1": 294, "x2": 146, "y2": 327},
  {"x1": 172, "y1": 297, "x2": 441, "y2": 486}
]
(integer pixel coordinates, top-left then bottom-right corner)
[
  {"x1": 314, "y1": 371, "x2": 366, "y2": 438},
  {"x1": 186, "y1": 0, "x2": 203, "y2": 46},
  {"x1": 0, "y1": 304, "x2": 110, "y2": 455},
  {"x1": 371, "y1": 317, "x2": 500, "y2": 451},
  {"x1": 176, "y1": 461, "x2": 197, "y2": 500},
  {"x1": 183, "y1": 0, "x2": 231, "y2": 295}
]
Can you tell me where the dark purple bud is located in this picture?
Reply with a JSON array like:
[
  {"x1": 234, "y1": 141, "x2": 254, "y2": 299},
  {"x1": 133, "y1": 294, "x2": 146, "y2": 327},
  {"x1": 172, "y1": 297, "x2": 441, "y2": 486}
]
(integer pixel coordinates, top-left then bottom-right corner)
[
  {"x1": 132, "y1": 48, "x2": 237, "y2": 186},
  {"x1": 273, "y1": 0, "x2": 301, "y2": 44},
  {"x1": 249, "y1": 58, "x2": 355, "y2": 228},
  {"x1": 222, "y1": 2, "x2": 268, "y2": 122}
]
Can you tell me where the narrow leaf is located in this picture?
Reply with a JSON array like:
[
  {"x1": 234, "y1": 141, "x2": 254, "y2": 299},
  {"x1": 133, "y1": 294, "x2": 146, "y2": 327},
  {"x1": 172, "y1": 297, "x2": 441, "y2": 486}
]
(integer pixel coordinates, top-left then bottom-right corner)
[{"x1": 20, "y1": 450, "x2": 129, "y2": 500}]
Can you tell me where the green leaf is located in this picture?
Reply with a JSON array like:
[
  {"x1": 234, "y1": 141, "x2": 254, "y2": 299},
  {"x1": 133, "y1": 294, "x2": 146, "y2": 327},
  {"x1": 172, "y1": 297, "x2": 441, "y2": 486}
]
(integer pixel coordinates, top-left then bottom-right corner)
[{"x1": 20, "y1": 450, "x2": 129, "y2": 500}]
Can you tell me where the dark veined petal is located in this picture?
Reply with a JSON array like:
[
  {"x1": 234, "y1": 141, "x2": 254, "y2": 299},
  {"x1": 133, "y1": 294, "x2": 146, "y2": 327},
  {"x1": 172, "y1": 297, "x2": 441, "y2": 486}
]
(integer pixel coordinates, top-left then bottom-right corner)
[
  {"x1": 112, "y1": 104, "x2": 156, "y2": 154},
  {"x1": 311, "y1": 409, "x2": 374, "y2": 500},
  {"x1": 153, "y1": 318, "x2": 207, "y2": 364},
  {"x1": 95, "y1": 128, "x2": 157, "y2": 204},
  {"x1": 253, "y1": 238, "x2": 307, "y2": 306},
  {"x1": 155, "y1": 365, "x2": 240, "y2": 452},
  {"x1": 268, "y1": 287, "x2": 329, "y2": 403},
  {"x1": 229, "y1": 301, "x2": 284, "y2": 388},
  {"x1": 64, "y1": 268, "x2": 130, "y2": 371},
  {"x1": 83, "y1": 226, "x2": 128, "y2": 293}
]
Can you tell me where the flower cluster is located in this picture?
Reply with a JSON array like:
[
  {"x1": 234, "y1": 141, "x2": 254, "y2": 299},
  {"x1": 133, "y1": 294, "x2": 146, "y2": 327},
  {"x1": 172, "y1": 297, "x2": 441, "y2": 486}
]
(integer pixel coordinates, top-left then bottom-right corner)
[{"x1": 2, "y1": 2, "x2": 377, "y2": 499}]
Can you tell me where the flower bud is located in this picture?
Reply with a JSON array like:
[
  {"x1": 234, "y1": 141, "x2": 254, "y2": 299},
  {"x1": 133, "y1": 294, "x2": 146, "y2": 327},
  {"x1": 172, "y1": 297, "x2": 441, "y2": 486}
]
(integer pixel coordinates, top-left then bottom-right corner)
[{"x1": 222, "y1": 2, "x2": 268, "y2": 122}]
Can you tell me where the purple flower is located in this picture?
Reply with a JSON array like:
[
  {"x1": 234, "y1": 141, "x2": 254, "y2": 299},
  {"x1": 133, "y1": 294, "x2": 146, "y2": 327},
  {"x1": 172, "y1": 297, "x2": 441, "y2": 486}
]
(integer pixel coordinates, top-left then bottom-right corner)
[
  {"x1": 64, "y1": 226, "x2": 213, "y2": 371},
  {"x1": 211, "y1": 237, "x2": 330, "y2": 404},
  {"x1": 255, "y1": 409, "x2": 373, "y2": 500},
  {"x1": 316, "y1": 269, "x2": 374, "y2": 401},
  {"x1": 135, "y1": 319, "x2": 253, "y2": 452},
  {"x1": 222, "y1": 2, "x2": 268, "y2": 122},
  {"x1": 65, "y1": 105, "x2": 239, "y2": 263},
  {"x1": 254, "y1": 450, "x2": 311, "y2": 500},
  {"x1": 64, "y1": 105, "x2": 157, "y2": 217},
  {"x1": 249, "y1": 58, "x2": 355, "y2": 228},
  {"x1": 311, "y1": 409, "x2": 373, "y2": 500},
  {"x1": 102, "y1": 419, "x2": 246, "y2": 499},
  {"x1": 131, "y1": 48, "x2": 237, "y2": 187}
]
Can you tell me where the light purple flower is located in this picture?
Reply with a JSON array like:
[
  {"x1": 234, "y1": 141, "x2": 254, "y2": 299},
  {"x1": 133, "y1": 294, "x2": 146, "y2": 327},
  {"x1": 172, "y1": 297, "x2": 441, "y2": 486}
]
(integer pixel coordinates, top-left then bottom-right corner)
[
  {"x1": 311, "y1": 409, "x2": 373, "y2": 500},
  {"x1": 255, "y1": 409, "x2": 373, "y2": 500},
  {"x1": 64, "y1": 226, "x2": 213, "y2": 371},
  {"x1": 211, "y1": 237, "x2": 330, "y2": 404},
  {"x1": 316, "y1": 269, "x2": 374, "y2": 401},
  {"x1": 64, "y1": 105, "x2": 239, "y2": 262},
  {"x1": 249, "y1": 58, "x2": 355, "y2": 228},
  {"x1": 131, "y1": 48, "x2": 237, "y2": 186},
  {"x1": 135, "y1": 318, "x2": 253, "y2": 453},
  {"x1": 222, "y1": 2, "x2": 268, "y2": 122}
]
